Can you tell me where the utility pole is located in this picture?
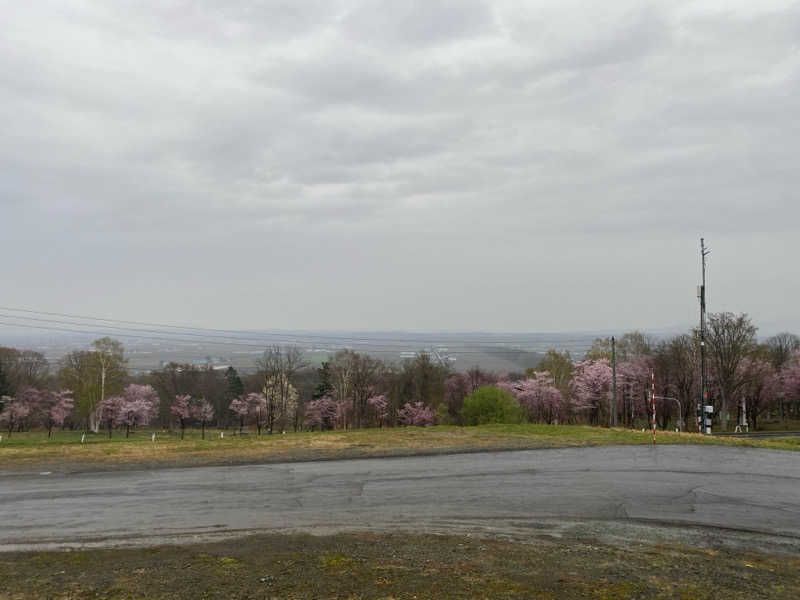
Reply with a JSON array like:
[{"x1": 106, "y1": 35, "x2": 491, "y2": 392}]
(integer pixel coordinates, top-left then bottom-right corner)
[
  {"x1": 611, "y1": 336, "x2": 617, "y2": 427},
  {"x1": 698, "y1": 238, "x2": 711, "y2": 434}
]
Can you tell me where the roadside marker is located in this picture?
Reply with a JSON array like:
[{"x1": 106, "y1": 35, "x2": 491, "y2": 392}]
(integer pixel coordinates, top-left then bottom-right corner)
[{"x1": 651, "y1": 369, "x2": 656, "y2": 446}]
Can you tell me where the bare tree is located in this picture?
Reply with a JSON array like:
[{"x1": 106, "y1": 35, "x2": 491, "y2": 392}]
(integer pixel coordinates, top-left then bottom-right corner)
[
  {"x1": 656, "y1": 335, "x2": 698, "y2": 430},
  {"x1": 58, "y1": 350, "x2": 100, "y2": 432},
  {"x1": 585, "y1": 331, "x2": 653, "y2": 361},
  {"x1": 0, "y1": 347, "x2": 49, "y2": 394},
  {"x1": 329, "y1": 350, "x2": 356, "y2": 429},
  {"x1": 534, "y1": 349, "x2": 574, "y2": 396},
  {"x1": 707, "y1": 313, "x2": 757, "y2": 431},
  {"x1": 739, "y1": 358, "x2": 779, "y2": 430},
  {"x1": 91, "y1": 338, "x2": 127, "y2": 432},
  {"x1": 766, "y1": 333, "x2": 800, "y2": 370},
  {"x1": 350, "y1": 354, "x2": 383, "y2": 429},
  {"x1": 466, "y1": 366, "x2": 497, "y2": 392},
  {"x1": 256, "y1": 346, "x2": 306, "y2": 433},
  {"x1": 151, "y1": 363, "x2": 202, "y2": 429}
]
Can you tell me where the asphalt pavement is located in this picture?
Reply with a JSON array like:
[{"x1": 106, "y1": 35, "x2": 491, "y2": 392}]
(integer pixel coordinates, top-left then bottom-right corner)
[{"x1": 2, "y1": 445, "x2": 799, "y2": 550}]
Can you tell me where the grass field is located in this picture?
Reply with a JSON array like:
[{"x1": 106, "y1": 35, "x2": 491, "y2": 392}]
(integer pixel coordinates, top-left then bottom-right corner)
[
  {"x1": 2, "y1": 532, "x2": 798, "y2": 599},
  {"x1": 1, "y1": 424, "x2": 798, "y2": 472}
]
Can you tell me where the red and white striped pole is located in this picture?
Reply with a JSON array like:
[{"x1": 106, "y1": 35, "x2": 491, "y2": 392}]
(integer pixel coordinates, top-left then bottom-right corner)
[{"x1": 650, "y1": 368, "x2": 656, "y2": 446}]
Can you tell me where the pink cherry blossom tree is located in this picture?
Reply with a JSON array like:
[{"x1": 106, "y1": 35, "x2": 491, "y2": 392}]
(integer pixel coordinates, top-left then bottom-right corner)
[
  {"x1": 227, "y1": 393, "x2": 267, "y2": 435},
  {"x1": 780, "y1": 358, "x2": 800, "y2": 422},
  {"x1": 367, "y1": 393, "x2": 389, "y2": 427},
  {"x1": 39, "y1": 390, "x2": 75, "y2": 438},
  {"x1": 444, "y1": 373, "x2": 471, "y2": 423},
  {"x1": 97, "y1": 395, "x2": 123, "y2": 438},
  {"x1": 193, "y1": 399, "x2": 215, "y2": 439},
  {"x1": 305, "y1": 395, "x2": 338, "y2": 430},
  {"x1": 335, "y1": 394, "x2": 352, "y2": 430},
  {"x1": 498, "y1": 372, "x2": 566, "y2": 424},
  {"x1": 13, "y1": 387, "x2": 43, "y2": 433},
  {"x1": 617, "y1": 357, "x2": 652, "y2": 425},
  {"x1": 116, "y1": 384, "x2": 158, "y2": 438},
  {"x1": 229, "y1": 394, "x2": 249, "y2": 433},
  {"x1": 171, "y1": 394, "x2": 192, "y2": 439},
  {"x1": 738, "y1": 358, "x2": 779, "y2": 430},
  {"x1": 0, "y1": 396, "x2": 31, "y2": 437},
  {"x1": 398, "y1": 402, "x2": 435, "y2": 427},
  {"x1": 571, "y1": 359, "x2": 613, "y2": 424},
  {"x1": 246, "y1": 392, "x2": 268, "y2": 435}
]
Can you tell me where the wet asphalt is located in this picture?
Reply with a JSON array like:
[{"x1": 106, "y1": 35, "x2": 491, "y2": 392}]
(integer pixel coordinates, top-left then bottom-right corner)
[{"x1": 1, "y1": 445, "x2": 799, "y2": 549}]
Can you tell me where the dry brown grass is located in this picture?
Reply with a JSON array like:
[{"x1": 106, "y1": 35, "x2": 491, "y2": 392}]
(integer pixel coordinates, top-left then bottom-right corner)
[{"x1": 1, "y1": 424, "x2": 797, "y2": 472}]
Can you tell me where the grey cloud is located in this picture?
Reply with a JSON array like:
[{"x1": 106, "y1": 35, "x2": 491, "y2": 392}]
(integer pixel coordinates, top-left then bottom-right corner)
[
  {"x1": 341, "y1": 0, "x2": 495, "y2": 47},
  {"x1": 1, "y1": 1, "x2": 799, "y2": 332}
]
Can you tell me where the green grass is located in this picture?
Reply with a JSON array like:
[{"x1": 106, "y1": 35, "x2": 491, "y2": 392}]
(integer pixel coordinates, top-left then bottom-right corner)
[
  {"x1": 1, "y1": 423, "x2": 798, "y2": 472},
  {"x1": 754, "y1": 418, "x2": 800, "y2": 431},
  {"x1": 2, "y1": 532, "x2": 799, "y2": 599}
]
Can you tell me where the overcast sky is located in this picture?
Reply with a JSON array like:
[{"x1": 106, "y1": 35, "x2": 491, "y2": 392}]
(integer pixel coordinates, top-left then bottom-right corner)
[{"x1": 1, "y1": 0, "x2": 799, "y2": 334}]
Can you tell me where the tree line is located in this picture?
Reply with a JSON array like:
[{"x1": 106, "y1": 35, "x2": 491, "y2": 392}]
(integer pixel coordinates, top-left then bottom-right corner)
[{"x1": 2, "y1": 313, "x2": 800, "y2": 437}]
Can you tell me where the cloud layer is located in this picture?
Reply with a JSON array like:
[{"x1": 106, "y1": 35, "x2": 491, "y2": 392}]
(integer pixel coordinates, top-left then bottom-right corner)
[{"x1": 1, "y1": 0, "x2": 799, "y2": 332}]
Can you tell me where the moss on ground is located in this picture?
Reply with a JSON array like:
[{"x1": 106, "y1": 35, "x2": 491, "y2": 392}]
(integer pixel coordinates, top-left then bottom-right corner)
[{"x1": 1, "y1": 532, "x2": 799, "y2": 599}]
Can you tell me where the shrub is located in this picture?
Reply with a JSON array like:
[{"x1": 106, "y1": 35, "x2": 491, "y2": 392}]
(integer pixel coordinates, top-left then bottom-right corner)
[
  {"x1": 461, "y1": 386, "x2": 522, "y2": 425},
  {"x1": 397, "y1": 402, "x2": 435, "y2": 426}
]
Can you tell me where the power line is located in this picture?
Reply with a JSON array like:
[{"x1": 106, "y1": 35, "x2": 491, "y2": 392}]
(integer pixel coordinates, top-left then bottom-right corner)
[
  {"x1": 0, "y1": 305, "x2": 598, "y2": 347},
  {"x1": 0, "y1": 318, "x2": 590, "y2": 350},
  {"x1": 0, "y1": 312, "x2": 431, "y2": 349},
  {"x1": 0, "y1": 311, "x2": 595, "y2": 350},
  {"x1": 0, "y1": 321, "x2": 558, "y2": 355}
]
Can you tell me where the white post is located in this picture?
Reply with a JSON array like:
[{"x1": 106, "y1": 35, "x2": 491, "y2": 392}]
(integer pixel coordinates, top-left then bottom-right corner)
[
  {"x1": 81, "y1": 433, "x2": 85, "y2": 444},
  {"x1": 742, "y1": 399, "x2": 748, "y2": 432},
  {"x1": 151, "y1": 433, "x2": 156, "y2": 442},
  {"x1": 650, "y1": 369, "x2": 656, "y2": 445}
]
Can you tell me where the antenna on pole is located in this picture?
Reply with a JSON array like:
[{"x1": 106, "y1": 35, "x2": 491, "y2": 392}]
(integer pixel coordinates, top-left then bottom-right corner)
[{"x1": 698, "y1": 238, "x2": 711, "y2": 434}]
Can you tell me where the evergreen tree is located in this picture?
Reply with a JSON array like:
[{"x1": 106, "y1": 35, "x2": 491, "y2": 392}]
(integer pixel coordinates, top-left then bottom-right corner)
[
  {"x1": 225, "y1": 367, "x2": 244, "y2": 400},
  {"x1": 0, "y1": 360, "x2": 9, "y2": 398},
  {"x1": 313, "y1": 361, "x2": 333, "y2": 399}
]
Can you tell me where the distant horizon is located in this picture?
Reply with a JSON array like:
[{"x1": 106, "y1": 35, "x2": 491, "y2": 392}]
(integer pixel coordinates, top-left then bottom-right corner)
[{"x1": 2, "y1": 316, "x2": 796, "y2": 346}]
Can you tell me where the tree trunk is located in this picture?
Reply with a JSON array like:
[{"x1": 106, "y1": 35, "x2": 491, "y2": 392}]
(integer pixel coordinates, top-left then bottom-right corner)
[
  {"x1": 720, "y1": 392, "x2": 729, "y2": 431},
  {"x1": 180, "y1": 422, "x2": 185, "y2": 440},
  {"x1": 95, "y1": 366, "x2": 105, "y2": 434},
  {"x1": 201, "y1": 420, "x2": 205, "y2": 440}
]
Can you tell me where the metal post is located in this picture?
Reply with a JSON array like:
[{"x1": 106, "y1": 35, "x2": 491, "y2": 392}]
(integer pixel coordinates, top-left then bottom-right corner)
[{"x1": 654, "y1": 396, "x2": 683, "y2": 431}]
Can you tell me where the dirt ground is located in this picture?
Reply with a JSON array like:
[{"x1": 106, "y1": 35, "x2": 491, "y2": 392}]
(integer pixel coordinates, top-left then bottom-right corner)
[{"x1": 2, "y1": 531, "x2": 798, "y2": 599}]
